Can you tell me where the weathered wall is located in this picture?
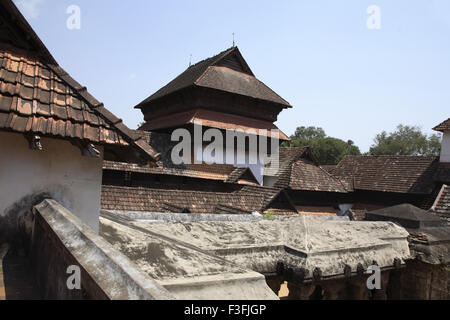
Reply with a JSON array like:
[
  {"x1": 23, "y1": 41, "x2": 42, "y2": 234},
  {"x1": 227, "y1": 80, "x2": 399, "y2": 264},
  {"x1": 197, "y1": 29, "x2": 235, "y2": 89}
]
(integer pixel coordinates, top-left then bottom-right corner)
[
  {"x1": 395, "y1": 260, "x2": 449, "y2": 300},
  {"x1": 31, "y1": 199, "x2": 174, "y2": 300},
  {"x1": 0, "y1": 131, "x2": 103, "y2": 233}
]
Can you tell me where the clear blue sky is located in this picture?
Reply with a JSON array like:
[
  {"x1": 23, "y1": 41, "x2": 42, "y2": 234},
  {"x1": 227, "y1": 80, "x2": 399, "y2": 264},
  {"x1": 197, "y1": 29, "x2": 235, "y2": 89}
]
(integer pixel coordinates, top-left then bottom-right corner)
[{"x1": 14, "y1": 0, "x2": 450, "y2": 152}]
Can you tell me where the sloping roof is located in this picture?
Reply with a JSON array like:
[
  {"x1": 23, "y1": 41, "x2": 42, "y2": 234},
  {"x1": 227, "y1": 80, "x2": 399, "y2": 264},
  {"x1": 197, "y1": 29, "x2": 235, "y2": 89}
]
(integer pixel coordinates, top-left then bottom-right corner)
[
  {"x1": 265, "y1": 147, "x2": 347, "y2": 192},
  {"x1": 101, "y1": 184, "x2": 297, "y2": 215},
  {"x1": 135, "y1": 47, "x2": 291, "y2": 108},
  {"x1": 431, "y1": 185, "x2": 450, "y2": 218},
  {"x1": 0, "y1": 0, "x2": 159, "y2": 161},
  {"x1": 330, "y1": 155, "x2": 439, "y2": 194},
  {"x1": 264, "y1": 147, "x2": 311, "y2": 177},
  {"x1": 433, "y1": 118, "x2": 450, "y2": 132},
  {"x1": 283, "y1": 160, "x2": 348, "y2": 193},
  {"x1": 224, "y1": 167, "x2": 251, "y2": 183},
  {"x1": 139, "y1": 108, "x2": 290, "y2": 140},
  {"x1": 435, "y1": 164, "x2": 450, "y2": 184},
  {"x1": 103, "y1": 160, "x2": 259, "y2": 185},
  {"x1": 366, "y1": 204, "x2": 445, "y2": 228}
]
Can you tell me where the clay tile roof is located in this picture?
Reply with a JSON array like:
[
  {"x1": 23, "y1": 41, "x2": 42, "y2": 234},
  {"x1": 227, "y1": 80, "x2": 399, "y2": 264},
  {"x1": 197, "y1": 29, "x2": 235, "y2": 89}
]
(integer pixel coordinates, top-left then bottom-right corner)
[
  {"x1": 264, "y1": 147, "x2": 310, "y2": 177},
  {"x1": 433, "y1": 118, "x2": 450, "y2": 132},
  {"x1": 135, "y1": 47, "x2": 291, "y2": 108},
  {"x1": 435, "y1": 164, "x2": 450, "y2": 184},
  {"x1": 104, "y1": 160, "x2": 233, "y2": 182},
  {"x1": 266, "y1": 147, "x2": 346, "y2": 193},
  {"x1": 330, "y1": 155, "x2": 439, "y2": 194},
  {"x1": 224, "y1": 167, "x2": 250, "y2": 183},
  {"x1": 0, "y1": 0, "x2": 160, "y2": 162},
  {"x1": 103, "y1": 159, "x2": 260, "y2": 185},
  {"x1": 101, "y1": 184, "x2": 297, "y2": 215},
  {"x1": 285, "y1": 160, "x2": 348, "y2": 193},
  {"x1": 431, "y1": 185, "x2": 450, "y2": 218}
]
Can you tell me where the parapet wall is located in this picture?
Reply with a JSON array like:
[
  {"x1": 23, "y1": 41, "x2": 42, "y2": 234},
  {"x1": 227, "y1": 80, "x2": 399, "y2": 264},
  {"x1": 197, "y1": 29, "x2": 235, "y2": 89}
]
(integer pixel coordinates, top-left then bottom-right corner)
[{"x1": 31, "y1": 199, "x2": 174, "y2": 300}]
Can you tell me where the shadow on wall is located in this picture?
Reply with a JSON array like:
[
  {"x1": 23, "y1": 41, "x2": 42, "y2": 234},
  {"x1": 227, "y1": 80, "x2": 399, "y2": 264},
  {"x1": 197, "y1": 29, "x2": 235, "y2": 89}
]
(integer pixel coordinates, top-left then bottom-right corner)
[{"x1": 0, "y1": 192, "x2": 52, "y2": 252}]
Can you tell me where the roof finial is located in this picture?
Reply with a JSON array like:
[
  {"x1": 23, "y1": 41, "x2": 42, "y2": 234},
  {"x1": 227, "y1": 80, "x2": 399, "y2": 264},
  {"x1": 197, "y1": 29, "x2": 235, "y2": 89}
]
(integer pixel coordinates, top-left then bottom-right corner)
[
  {"x1": 232, "y1": 32, "x2": 235, "y2": 47},
  {"x1": 189, "y1": 54, "x2": 192, "y2": 67}
]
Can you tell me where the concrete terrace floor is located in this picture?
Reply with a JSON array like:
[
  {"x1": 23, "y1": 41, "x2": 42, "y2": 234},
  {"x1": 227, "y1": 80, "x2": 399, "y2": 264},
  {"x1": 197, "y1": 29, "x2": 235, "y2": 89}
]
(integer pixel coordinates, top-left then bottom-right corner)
[{"x1": 0, "y1": 244, "x2": 41, "y2": 300}]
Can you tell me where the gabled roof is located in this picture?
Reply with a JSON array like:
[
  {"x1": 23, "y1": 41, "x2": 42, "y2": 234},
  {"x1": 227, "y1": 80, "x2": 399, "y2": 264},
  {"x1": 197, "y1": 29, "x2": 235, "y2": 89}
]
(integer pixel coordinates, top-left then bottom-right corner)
[
  {"x1": 264, "y1": 147, "x2": 312, "y2": 177},
  {"x1": 433, "y1": 118, "x2": 450, "y2": 132},
  {"x1": 264, "y1": 147, "x2": 347, "y2": 192},
  {"x1": 101, "y1": 184, "x2": 298, "y2": 215},
  {"x1": 135, "y1": 46, "x2": 292, "y2": 108},
  {"x1": 330, "y1": 155, "x2": 439, "y2": 194},
  {"x1": 284, "y1": 160, "x2": 349, "y2": 193},
  {"x1": 0, "y1": 0, "x2": 160, "y2": 162}
]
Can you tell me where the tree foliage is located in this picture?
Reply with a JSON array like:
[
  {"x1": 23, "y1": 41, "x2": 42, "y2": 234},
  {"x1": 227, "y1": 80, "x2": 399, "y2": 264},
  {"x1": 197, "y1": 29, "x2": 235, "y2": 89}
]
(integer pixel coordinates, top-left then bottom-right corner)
[
  {"x1": 369, "y1": 125, "x2": 441, "y2": 156},
  {"x1": 283, "y1": 126, "x2": 361, "y2": 165}
]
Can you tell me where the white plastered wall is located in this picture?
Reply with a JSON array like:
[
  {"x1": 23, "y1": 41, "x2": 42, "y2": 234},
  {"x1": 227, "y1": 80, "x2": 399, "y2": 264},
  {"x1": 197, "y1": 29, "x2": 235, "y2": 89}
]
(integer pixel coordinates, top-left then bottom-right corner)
[
  {"x1": 440, "y1": 131, "x2": 450, "y2": 163},
  {"x1": 0, "y1": 131, "x2": 103, "y2": 232}
]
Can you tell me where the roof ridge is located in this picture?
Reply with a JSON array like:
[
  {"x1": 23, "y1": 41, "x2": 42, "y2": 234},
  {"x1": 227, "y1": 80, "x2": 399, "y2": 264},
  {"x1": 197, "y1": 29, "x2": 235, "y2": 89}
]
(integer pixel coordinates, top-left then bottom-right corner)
[
  {"x1": 343, "y1": 155, "x2": 438, "y2": 158},
  {"x1": 433, "y1": 118, "x2": 450, "y2": 132},
  {"x1": 317, "y1": 165, "x2": 351, "y2": 192},
  {"x1": 431, "y1": 184, "x2": 449, "y2": 212},
  {"x1": 1, "y1": 0, "x2": 57, "y2": 64},
  {"x1": 187, "y1": 47, "x2": 236, "y2": 70}
]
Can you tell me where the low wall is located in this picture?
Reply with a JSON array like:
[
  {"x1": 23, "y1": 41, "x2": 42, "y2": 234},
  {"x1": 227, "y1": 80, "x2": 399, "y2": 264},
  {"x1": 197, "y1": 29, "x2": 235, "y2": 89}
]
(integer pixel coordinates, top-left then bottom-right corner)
[{"x1": 31, "y1": 199, "x2": 174, "y2": 300}]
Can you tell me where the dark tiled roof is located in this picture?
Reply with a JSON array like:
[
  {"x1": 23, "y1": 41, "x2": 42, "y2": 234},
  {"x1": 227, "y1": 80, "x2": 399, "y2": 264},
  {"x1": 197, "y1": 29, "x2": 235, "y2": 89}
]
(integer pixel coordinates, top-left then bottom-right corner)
[
  {"x1": 435, "y1": 164, "x2": 450, "y2": 184},
  {"x1": 0, "y1": 1, "x2": 160, "y2": 161},
  {"x1": 321, "y1": 165, "x2": 336, "y2": 172},
  {"x1": 103, "y1": 160, "x2": 259, "y2": 184},
  {"x1": 433, "y1": 118, "x2": 450, "y2": 132},
  {"x1": 224, "y1": 167, "x2": 249, "y2": 183},
  {"x1": 264, "y1": 147, "x2": 310, "y2": 177},
  {"x1": 267, "y1": 147, "x2": 346, "y2": 192},
  {"x1": 432, "y1": 185, "x2": 450, "y2": 218},
  {"x1": 135, "y1": 47, "x2": 291, "y2": 108},
  {"x1": 285, "y1": 160, "x2": 348, "y2": 193},
  {"x1": 330, "y1": 155, "x2": 439, "y2": 194},
  {"x1": 366, "y1": 204, "x2": 445, "y2": 228},
  {"x1": 101, "y1": 184, "x2": 297, "y2": 215}
]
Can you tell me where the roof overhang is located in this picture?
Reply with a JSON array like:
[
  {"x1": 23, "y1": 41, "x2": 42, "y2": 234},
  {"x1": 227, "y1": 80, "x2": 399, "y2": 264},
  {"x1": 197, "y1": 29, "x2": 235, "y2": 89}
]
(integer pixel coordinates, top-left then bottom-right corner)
[{"x1": 140, "y1": 109, "x2": 290, "y2": 141}]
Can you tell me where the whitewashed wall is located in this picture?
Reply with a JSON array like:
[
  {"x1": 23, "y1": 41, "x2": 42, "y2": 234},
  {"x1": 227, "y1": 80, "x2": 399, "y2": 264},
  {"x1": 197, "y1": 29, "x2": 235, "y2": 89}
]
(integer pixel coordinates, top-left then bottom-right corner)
[
  {"x1": 0, "y1": 131, "x2": 103, "y2": 232},
  {"x1": 440, "y1": 131, "x2": 450, "y2": 163},
  {"x1": 194, "y1": 145, "x2": 265, "y2": 184}
]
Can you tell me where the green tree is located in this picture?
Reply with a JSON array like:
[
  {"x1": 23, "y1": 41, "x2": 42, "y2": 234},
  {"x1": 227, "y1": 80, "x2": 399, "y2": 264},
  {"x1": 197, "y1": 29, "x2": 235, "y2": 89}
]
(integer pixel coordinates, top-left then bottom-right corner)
[
  {"x1": 283, "y1": 126, "x2": 361, "y2": 165},
  {"x1": 369, "y1": 125, "x2": 441, "y2": 156}
]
